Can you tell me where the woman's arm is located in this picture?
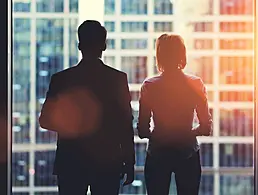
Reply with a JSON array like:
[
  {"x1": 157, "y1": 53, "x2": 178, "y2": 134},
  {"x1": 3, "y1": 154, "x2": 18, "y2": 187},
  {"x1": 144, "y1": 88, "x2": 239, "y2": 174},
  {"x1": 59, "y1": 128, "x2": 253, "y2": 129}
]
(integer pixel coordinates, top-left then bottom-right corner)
[{"x1": 193, "y1": 78, "x2": 213, "y2": 136}]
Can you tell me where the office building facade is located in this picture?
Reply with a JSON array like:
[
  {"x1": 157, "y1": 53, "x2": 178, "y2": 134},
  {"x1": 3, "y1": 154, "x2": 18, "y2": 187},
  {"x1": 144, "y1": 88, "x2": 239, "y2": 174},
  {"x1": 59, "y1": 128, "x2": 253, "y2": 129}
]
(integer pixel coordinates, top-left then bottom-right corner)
[{"x1": 13, "y1": 0, "x2": 254, "y2": 194}]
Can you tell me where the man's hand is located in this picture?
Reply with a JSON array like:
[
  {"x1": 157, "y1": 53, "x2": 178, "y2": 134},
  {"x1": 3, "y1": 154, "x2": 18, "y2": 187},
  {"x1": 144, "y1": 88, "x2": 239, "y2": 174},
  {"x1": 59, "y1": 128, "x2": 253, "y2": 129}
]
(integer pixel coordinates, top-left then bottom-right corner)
[{"x1": 121, "y1": 164, "x2": 134, "y2": 186}]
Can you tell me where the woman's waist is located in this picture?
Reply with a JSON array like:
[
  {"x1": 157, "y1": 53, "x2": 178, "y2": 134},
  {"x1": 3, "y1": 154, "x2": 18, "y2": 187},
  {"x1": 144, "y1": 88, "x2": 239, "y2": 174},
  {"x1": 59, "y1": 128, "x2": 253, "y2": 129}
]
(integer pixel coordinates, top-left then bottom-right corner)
[{"x1": 149, "y1": 129, "x2": 197, "y2": 147}]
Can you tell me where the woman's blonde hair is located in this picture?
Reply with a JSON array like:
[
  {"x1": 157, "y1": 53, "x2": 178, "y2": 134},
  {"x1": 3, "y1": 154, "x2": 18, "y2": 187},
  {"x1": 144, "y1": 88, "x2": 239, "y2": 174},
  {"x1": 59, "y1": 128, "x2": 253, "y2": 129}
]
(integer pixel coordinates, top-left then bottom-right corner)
[{"x1": 156, "y1": 34, "x2": 187, "y2": 73}]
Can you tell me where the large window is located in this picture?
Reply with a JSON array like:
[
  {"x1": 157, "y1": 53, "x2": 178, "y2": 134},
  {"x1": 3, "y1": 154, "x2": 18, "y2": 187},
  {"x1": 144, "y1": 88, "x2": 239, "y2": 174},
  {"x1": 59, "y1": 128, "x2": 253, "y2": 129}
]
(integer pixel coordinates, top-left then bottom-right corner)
[{"x1": 12, "y1": 0, "x2": 254, "y2": 194}]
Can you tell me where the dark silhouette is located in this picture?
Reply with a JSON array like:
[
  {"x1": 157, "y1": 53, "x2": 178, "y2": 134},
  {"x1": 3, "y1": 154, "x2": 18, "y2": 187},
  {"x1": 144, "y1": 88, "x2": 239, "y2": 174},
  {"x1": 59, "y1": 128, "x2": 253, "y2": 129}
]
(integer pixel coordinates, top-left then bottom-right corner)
[
  {"x1": 39, "y1": 20, "x2": 135, "y2": 195},
  {"x1": 137, "y1": 34, "x2": 213, "y2": 195}
]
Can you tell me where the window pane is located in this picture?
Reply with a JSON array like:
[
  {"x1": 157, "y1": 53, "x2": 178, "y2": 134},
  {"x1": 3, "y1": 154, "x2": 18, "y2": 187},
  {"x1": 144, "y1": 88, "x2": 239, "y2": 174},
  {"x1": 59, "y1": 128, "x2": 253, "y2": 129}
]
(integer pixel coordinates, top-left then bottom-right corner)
[
  {"x1": 107, "y1": 39, "x2": 116, "y2": 49},
  {"x1": 132, "y1": 107, "x2": 139, "y2": 134},
  {"x1": 154, "y1": 39, "x2": 157, "y2": 50},
  {"x1": 13, "y1": 18, "x2": 31, "y2": 144},
  {"x1": 36, "y1": 19, "x2": 64, "y2": 143},
  {"x1": 121, "y1": 57, "x2": 147, "y2": 84},
  {"x1": 219, "y1": 57, "x2": 253, "y2": 85},
  {"x1": 220, "y1": 175, "x2": 254, "y2": 195},
  {"x1": 103, "y1": 56, "x2": 115, "y2": 67},
  {"x1": 220, "y1": 109, "x2": 253, "y2": 136},
  {"x1": 121, "y1": 0, "x2": 147, "y2": 15},
  {"x1": 135, "y1": 143, "x2": 147, "y2": 167},
  {"x1": 36, "y1": 0, "x2": 63, "y2": 12},
  {"x1": 192, "y1": 39, "x2": 213, "y2": 50},
  {"x1": 121, "y1": 22, "x2": 148, "y2": 32},
  {"x1": 104, "y1": 21, "x2": 115, "y2": 32},
  {"x1": 200, "y1": 174, "x2": 214, "y2": 195},
  {"x1": 206, "y1": 0, "x2": 214, "y2": 15},
  {"x1": 186, "y1": 56, "x2": 214, "y2": 84},
  {"x1": 69, "y1": 19, "x2": 78, "y2": 67},
  {"x1": 120, "y1": 172, "x2": 146, "y2": 194},
  {"x1": 219, "y1": 144, "x2": 253, "y2": 167},
  {"x1": 121, "y1": 39, "x2": 148, "y2": 49},
  {"x1": 200, "y1": 144, "x2": 213, "y2": 167},
  {"x1": 131, "y1": 91, "x2": 140, "y2": 101},
  {"x1": 12, "y1": 152, "x2": 29, "y2": 187},
  {"x1": 220, "y1": 22, "x2": 253, "y2": 33},
  {"x1": 220, "y1": 39, "x2": 253, "y2": 50},
  {"x1": 13, "y1": 0, "x2": 31, "y2": 12},
  {"x1": 220, "y1": 0, "x2": 253, "y2": 15},
  {"x1": 154, "y1": 0, "x2": 173, "y2": 15},
  {"x1": 69, "y1": 0, "x2": 78, "y2": 13},
  {"x1": 105, "y1": 0, "x2": 115, "y2": 15},
  {"x1": 220, "y1": 91, "x2": 253, "y2": 102},
  {"x1": 193, "y1": 22, "x2": 213, "y2": 32},
  {"x1": 207, "y1": 91, "x2": 214, "y2": 101},
  {"x1": 35, "y1": 151, "x2": 56, "y2": 186},
  {"x1": 154, "y1": 64, "x2": 159, "y2": 75},
  {"x1": 154, "y1": 22, "x2": 173, "y2": 32},
  {"x1": 168, "y1": 174, "x2": 214, "y2": 194}
]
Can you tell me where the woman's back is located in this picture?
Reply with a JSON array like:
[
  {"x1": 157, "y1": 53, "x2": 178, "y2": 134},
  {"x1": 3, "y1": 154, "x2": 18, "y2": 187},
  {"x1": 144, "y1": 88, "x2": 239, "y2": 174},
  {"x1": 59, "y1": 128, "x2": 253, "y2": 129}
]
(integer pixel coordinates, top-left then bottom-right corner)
[{"x1": 138, "y1": 71, "x2": 208, "y2": 149}]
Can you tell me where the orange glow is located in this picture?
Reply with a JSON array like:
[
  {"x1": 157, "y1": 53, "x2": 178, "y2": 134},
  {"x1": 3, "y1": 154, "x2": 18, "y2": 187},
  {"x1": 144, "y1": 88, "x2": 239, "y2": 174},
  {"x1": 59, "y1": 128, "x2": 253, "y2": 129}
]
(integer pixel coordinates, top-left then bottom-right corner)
[{"x1": 51, "y1": 87, "x2": 102, "y2": 138}]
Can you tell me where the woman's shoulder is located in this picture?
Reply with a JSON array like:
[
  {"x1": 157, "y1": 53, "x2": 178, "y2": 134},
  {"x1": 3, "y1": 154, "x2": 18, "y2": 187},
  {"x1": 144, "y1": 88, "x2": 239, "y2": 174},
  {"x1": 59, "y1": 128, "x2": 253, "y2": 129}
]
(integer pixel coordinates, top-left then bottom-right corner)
[
  {"x1": 143, "y1": 75, "x2": 162, "y2": 85},
  {"x1": 183, "y1": 72, "x2": 202, "y2": 82}
]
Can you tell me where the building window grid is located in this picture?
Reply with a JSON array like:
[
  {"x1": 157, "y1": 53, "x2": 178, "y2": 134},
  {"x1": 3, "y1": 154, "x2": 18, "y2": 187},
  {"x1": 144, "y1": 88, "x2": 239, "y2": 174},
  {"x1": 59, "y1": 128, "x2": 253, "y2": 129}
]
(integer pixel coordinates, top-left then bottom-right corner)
[{"x1": 12, "y1": 0, "x2": 254, "y2": 194}]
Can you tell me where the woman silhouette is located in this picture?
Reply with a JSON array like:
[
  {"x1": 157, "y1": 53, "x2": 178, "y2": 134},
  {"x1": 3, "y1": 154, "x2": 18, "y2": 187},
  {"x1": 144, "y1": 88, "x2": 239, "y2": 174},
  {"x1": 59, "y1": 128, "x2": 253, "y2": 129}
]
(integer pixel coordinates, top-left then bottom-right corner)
[{"x1": 137, "y1": 34, "x2": 213, "y2": 195}]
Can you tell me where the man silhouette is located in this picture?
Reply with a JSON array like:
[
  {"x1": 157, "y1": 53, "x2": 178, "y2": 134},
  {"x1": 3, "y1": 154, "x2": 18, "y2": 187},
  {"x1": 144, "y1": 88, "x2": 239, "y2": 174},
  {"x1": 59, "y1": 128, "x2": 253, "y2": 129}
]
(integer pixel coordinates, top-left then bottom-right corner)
[{"x1": 39, "y1": 20, "x2": 135, "y2": 195}]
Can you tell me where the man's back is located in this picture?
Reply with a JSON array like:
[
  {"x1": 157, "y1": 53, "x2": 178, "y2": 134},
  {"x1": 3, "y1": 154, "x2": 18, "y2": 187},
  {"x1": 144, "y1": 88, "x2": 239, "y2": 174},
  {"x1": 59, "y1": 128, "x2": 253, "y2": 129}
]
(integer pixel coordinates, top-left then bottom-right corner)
[
  {"x1": 39, "y1": 20, "x2": 135, "y2": 195},
  {"x1": 41, "y1": 58, "x2": 135, "y2": 174}
]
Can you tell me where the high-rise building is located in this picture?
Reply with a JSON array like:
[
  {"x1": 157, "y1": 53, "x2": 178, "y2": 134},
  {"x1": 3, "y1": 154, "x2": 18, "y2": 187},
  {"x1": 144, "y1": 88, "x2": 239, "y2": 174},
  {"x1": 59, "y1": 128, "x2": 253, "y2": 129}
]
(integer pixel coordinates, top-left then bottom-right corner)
[{"x1": 12, "y1": 0, "x2": 254, "y2": 194}]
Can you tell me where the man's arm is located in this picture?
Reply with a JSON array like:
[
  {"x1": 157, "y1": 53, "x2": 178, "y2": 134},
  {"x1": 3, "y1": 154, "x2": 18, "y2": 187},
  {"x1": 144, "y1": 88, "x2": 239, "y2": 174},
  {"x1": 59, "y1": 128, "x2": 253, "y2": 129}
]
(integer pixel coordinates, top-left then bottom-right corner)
[
  {"x1": 137, "y1": 82, "x2": 152, "y2": 139},
  {"x1": 38, "y1": 75, "x2": 58, "y2": 131},
  {"x1": 118, "y1": 73, "x2": 135, "y2": 167},
  {"x1": 192, "y1": 78, "x2": 213, "y2": 136}
]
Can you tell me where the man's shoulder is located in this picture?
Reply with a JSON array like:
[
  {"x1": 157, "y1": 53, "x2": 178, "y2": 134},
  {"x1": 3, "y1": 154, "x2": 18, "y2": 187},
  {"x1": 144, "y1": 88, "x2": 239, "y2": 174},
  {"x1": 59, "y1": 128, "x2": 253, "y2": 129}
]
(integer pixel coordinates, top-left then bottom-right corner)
[
  {"x1": 101, "y1": 63, "x2": 127, "y2": 78},
  {"x1": 51, "y1": 66, "x2": 78, "y2": 80}
]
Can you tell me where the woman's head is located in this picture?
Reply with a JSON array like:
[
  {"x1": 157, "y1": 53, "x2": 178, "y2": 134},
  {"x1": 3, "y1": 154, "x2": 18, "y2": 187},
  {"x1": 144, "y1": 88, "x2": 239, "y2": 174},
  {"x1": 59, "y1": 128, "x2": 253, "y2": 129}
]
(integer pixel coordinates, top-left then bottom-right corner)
[{"x1": 156, "y1": 34, "x2": 187, "y2": 73}]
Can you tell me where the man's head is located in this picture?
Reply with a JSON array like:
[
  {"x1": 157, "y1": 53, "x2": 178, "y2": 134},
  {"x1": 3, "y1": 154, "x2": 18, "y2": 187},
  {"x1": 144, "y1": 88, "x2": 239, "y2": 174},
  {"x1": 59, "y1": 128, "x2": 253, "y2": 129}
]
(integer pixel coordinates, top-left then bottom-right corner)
[{"x1": 77, "y1": 20, "x2": 107, "y2": 56}]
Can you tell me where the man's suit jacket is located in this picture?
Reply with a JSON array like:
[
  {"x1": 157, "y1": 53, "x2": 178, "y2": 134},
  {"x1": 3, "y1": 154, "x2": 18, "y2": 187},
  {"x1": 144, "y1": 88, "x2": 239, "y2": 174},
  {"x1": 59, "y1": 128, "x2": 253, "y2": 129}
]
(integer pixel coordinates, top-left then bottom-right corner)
[{"x1": 39, "y1": 58, "x2": 135, "y2": 175}]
